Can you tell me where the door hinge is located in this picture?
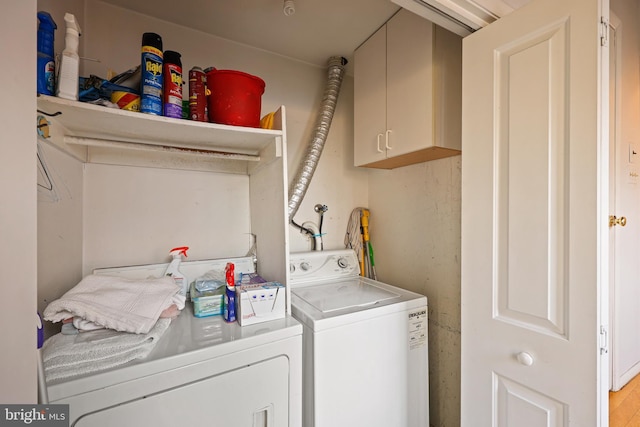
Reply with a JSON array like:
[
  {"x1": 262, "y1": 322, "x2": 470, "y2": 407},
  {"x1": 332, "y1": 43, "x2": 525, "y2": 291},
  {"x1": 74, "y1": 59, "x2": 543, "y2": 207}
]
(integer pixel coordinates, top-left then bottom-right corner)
[
  {"x1": 600, "y1": 325, "x2": 608, "y2": 355},
  {"x1": 600, "y1": 16, "x2": 609, "y2": 47}
]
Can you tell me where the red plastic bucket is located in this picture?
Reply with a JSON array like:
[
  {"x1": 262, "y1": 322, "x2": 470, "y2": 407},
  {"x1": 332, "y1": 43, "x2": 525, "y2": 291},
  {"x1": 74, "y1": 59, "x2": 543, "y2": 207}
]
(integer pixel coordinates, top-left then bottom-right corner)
[{"x1": 206, "y1": 69, "x2": 265, "y2": 127}]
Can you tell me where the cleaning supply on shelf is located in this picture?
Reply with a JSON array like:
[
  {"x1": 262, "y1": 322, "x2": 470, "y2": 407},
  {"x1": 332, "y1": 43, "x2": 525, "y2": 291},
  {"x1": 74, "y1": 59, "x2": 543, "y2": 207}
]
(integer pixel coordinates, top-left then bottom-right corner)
[
  {"x1": 190, "y1": 282, "x2": 225, "y2": 317},
  {"x1": 140, "y1": 32, "x2": 163, "y2": 115},
  {"x1": 237, "y1": 281, "x2": 285, "y2": 326},
  {"x1": 56, "y1": 13, "x2": 82, "y2": 100},
  {"x1": 111, "y1": 90, "x2": 140, "y2": 111},
  {"x1": 162, "y1": 50, "x2": 183, "y2": 119},
  {"x1": 188, "y1": 66, "x2": 207, "y2": 121},
  {"x1": 194, "y1": 270, "x2": 225, "y2": 292},
  {"x1": 223, "y1": 262, "x2": 237, "y2": 323},
  {"x1": 260, "y1": 111, "x2": 275, "y2": 129},
  {"x1": 37, "y1": 11, "x2": 57, "y2": 95},
  {"x1": 164, "y1": 246, "x2": 189, "y2": 297}
]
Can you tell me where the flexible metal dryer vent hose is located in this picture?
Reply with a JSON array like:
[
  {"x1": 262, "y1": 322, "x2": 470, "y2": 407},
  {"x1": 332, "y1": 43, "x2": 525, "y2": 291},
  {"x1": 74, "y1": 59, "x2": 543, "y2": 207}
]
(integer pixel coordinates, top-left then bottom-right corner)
[{"x1": 288, "y1": 56, "x2": 348, "y2": 221}]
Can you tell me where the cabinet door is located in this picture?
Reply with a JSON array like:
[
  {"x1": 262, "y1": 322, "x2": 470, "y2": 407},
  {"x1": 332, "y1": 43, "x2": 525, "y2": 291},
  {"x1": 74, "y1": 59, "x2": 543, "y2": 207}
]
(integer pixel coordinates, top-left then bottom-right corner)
[
  {"x1": 387, "y1": 9, "x2": 434, "y2": 158},
  {"x1": 354, "y1": 24, "x2": 388, "y2": 167}
]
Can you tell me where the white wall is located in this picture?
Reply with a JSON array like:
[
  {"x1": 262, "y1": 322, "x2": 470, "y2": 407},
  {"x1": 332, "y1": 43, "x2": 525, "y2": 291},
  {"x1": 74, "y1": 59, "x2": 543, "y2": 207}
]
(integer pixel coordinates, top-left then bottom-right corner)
[{"x1": 1, "y1": 0, "x2": 38, "y2": 403}]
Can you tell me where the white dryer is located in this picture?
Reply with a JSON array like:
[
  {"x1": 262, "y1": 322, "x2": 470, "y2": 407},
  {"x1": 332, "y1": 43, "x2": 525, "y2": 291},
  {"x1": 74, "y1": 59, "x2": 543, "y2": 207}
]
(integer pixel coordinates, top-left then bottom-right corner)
[
  {"x1": 289, "y1": 250, "x2": 429, "y2": 427},
  {"x1": 44, "y1": 256, "x2": 302, "y2": 427}
]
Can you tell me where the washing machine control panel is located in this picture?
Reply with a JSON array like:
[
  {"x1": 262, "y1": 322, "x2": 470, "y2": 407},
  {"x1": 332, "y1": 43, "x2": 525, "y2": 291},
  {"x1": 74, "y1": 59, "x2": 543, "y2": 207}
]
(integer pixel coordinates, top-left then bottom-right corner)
[{"x1": 289, "y1": 249, "x2": 360, "y2": 283}]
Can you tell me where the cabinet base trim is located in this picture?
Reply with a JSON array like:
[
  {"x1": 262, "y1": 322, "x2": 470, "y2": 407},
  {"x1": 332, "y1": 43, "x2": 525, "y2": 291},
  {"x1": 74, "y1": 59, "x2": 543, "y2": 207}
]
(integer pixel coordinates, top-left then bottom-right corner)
[{"x1": 358, "y1": 146, "x2": 461, "y2": 169}]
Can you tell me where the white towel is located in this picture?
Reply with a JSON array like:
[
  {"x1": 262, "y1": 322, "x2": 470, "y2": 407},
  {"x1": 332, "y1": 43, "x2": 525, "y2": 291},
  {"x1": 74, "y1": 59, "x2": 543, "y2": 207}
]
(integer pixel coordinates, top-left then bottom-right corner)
[
  {"x1": 43, "y1": 274, "x2": 179, "y2": 334},
  {"x1": 42, "y1": 318, "x2": 171, "y2": 382}
]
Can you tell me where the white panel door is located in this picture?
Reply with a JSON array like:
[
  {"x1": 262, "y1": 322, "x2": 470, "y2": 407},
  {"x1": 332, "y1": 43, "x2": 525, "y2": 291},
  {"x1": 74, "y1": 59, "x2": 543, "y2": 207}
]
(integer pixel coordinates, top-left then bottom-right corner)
[{"x1": 461, "y1": 0, "x2": 609, "y2": 425}]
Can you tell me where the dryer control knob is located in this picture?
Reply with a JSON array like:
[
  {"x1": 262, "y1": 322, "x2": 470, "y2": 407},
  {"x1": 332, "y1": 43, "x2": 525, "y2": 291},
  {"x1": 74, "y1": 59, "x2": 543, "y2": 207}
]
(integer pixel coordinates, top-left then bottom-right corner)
[{"x1": 300, "y1": 262, "x2": 311, "y2": 271}]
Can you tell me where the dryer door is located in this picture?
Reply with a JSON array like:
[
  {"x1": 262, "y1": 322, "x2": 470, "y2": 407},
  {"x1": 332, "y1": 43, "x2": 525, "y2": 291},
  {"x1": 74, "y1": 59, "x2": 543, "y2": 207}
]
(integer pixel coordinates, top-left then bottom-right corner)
[{"x1": 74, "y1": 356, "x2": 290, "y2": 427}]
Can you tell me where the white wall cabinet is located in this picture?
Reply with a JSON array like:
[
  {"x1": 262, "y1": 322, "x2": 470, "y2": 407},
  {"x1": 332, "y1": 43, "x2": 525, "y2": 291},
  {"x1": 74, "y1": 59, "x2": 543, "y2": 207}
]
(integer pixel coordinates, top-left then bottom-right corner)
[{"x1": 354, "y1": 9, "x2": 462, "y2": 169}]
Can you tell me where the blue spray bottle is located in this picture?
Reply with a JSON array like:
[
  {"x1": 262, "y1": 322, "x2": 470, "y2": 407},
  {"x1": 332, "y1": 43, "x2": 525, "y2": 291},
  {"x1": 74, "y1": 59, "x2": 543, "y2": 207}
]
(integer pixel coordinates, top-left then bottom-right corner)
[
  {"x1": 224, "y1": 263, "x2": 237, "y2": 323},
  {"x1": 37, "y1": 11, "x2": 57, "y2": 95}
]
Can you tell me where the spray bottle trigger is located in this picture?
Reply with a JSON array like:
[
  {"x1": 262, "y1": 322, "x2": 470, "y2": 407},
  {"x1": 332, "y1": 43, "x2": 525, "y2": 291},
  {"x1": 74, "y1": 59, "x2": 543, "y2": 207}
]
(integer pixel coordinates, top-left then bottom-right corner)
[{"x1": 169, "y1": 246, "x2": 189, "y2": 257}]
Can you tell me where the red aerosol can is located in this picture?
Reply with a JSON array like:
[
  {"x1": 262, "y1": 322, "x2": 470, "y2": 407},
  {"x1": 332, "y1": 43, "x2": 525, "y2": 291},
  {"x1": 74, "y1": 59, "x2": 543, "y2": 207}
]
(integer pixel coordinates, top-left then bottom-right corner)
[
  {"x1": 162, "y1": 50, "x2": 183, "y2": 119},
  {"x1": 188, "y1": 66, "x2": 206, "y2": 121}
]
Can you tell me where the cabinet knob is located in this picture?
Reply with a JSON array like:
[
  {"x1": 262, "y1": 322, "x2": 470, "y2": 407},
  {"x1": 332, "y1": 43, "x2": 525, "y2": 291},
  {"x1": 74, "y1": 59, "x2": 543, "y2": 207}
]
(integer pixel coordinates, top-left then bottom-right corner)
[{"x1": 516, "y1": 352, "x2": 534, "y2": 366}]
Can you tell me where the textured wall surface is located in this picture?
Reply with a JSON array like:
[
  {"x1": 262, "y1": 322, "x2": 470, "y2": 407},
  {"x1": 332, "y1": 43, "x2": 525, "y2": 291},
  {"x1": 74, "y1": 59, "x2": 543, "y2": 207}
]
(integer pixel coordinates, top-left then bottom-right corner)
[{"x1": 368, "y1": 156, "x2": 462, "y2": 427}]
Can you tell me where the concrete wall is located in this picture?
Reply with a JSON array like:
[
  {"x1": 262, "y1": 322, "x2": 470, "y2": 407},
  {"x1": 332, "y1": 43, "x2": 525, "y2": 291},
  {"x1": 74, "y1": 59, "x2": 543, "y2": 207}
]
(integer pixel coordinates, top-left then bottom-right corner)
[{"x1": 369, "y1": 157, "x2": 462, "y2": 426}]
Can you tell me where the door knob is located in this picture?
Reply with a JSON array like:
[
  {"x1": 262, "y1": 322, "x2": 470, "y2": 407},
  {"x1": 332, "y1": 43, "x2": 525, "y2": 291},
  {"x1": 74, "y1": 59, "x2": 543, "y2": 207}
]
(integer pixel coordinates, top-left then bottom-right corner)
[
  {"x1": 516, "y1": 352, "x2": 534, "y2": 366},
  {"x1": 609, "y1": 215, "x2": 627, "y2": 227}
]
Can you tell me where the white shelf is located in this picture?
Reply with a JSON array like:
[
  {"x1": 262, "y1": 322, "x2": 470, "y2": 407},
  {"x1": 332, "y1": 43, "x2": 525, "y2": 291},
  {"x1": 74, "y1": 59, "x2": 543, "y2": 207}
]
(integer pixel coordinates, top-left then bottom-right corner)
[{"x1": 37, "y1": 95, "x2": 285, "y2": 172}]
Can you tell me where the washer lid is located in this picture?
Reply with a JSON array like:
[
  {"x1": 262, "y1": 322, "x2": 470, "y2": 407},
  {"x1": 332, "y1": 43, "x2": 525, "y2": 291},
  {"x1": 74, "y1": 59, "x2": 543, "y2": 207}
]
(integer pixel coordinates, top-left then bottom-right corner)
[{"x1": 292, "y1": 278, "x2": 399, "y2": 313}]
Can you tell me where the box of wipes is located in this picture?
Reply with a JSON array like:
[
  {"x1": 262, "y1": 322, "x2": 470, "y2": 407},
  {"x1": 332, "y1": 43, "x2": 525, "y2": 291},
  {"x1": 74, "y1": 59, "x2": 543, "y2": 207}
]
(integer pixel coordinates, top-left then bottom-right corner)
[{"x1": 237, "y1": 282, "x2": 285, "y2": 326}]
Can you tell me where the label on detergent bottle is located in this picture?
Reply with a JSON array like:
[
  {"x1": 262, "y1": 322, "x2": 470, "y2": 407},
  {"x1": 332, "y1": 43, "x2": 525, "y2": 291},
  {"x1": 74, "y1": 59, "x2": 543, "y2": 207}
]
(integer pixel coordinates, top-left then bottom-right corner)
[
  {"x1": 223, "y1": 262, "x2": 236, "y2": 323},
  {"x1": 43, "y1": 60, "x2": 56, "y2": 94},
  {"x1": 140, "y1": 32, "x2": 163, "y2": 115}
]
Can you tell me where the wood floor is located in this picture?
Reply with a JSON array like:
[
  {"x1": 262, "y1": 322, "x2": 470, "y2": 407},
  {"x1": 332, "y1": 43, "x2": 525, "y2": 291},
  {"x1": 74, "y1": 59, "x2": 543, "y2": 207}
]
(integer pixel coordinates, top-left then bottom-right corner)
[{"x1": 611, "y1": 374, "x2": 640, "y2": 426}]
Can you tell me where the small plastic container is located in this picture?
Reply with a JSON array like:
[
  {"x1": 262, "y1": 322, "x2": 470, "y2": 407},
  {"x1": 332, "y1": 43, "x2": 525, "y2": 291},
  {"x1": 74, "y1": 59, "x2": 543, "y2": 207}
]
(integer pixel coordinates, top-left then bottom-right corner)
[{"x1": 190, "y1": 282, "x2": 225, "y2": 317}]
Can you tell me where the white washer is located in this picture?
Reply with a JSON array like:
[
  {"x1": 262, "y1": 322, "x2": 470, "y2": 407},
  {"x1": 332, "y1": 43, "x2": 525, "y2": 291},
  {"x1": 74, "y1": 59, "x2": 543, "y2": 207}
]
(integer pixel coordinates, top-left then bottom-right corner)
[
  {"x1": 290, "y1": 249, "x2": 429, "y2": 427},
  {"x1": 45, "y1": 257, "x2": 302, "y2": 427}
]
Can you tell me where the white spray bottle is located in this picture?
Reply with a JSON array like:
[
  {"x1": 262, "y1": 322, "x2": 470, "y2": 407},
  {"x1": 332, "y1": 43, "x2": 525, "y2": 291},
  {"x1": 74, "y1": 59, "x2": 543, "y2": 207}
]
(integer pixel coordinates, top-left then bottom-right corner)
[
  {"x1": 56, "y1": 13, "x2": 81, "y2": 100},
  {"x1": 165, "y1": 246, "x2": 189, "y2": 297}
]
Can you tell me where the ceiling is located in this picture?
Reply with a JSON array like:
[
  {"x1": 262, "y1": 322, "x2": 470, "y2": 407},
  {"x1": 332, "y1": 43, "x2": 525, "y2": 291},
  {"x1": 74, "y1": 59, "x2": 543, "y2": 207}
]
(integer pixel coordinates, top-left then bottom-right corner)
[{"x1": 98, "y1": 0, "x2": 402, "y2": 72}]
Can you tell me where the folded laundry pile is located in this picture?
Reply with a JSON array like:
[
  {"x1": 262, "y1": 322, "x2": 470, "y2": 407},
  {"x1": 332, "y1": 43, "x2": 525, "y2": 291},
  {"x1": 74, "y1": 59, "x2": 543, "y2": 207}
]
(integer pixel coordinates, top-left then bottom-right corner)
[
  {"x1": 44, "y1": 274, "x2": 182, "y2": 334},
  {"x1": 42, "y1": 318, "x2": 171, "y2": 381},
  {"x1": 41, "y1": 274, "x2": 182, "y2": 381}
]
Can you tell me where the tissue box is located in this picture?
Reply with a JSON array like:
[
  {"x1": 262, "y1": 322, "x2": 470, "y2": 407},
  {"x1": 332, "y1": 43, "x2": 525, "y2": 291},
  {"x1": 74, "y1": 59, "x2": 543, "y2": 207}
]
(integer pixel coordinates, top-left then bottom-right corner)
[
  {"x1": 237, "y1": 282, "x2": 285, "y2": 326},
  {"x1": 190, "y1": 282, "x2": 225, "y2": 318}
]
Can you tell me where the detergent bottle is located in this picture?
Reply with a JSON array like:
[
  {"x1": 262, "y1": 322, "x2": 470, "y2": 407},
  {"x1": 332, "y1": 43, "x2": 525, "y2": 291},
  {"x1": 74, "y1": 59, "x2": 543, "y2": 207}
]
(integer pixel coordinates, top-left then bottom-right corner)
[
  {"x1": 37, "y1": 11, "x2": 57, "y2": 95},
  {"x1": 56, "y1": 13, "x2": 82, "y2": 100},
  {"x1": 165, "y1": 246, "x2": 189, "y2": 296}
]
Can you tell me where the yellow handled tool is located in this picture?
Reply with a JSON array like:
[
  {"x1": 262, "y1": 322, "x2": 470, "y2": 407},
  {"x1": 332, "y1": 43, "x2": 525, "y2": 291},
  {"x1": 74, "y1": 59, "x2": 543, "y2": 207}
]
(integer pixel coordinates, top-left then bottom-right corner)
[{"x1": 361, "y1": 209, "x2": 377, "y2": 280}]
